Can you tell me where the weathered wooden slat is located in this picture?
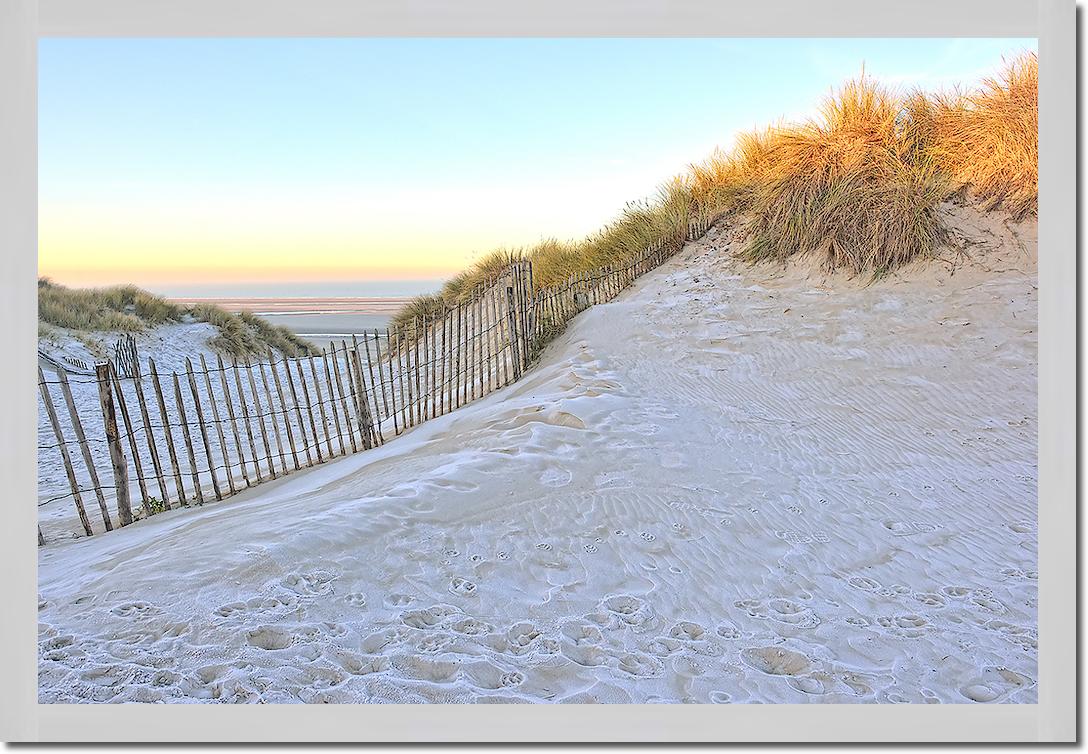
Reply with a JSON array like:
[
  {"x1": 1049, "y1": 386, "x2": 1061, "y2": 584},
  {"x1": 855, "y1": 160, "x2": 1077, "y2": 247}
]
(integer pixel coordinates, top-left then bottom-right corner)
[
  {"x1": 150, "y1": 359, "x2": 187, "y2": 504},
  {"x1": 199, "y1": 355, "x2": 236, "y2": 496},
  {"x1": 413, "y1": 317, "x2": 424, "y2": 423},
  {"x1": 329, "y1": 345, "x2": 357, "y2": 455},
  {"x1": 269, "y1": 355, "x2": 301, "y2": 471},
  {"x1": 172, "y1": 371, "x2": 204, "y2": 505},
  {"x1": 322, "y1": 348, "x2": 347, "y2": 456},
  {"x1": 57, "y1": 368, "x2": 113, "y2": 531},
  {"x1": 134, "y1": 360, "x2": 171, "y2": 506},
  {"x1": 294, "y1": 358, "x2": 324, "y2": 463},
  {"x1": 307, "y1": 354, "x2": 334, "y2": 459},
  {"x1": 492, "y1": 282, "x2": 510, "y2": 387},
  {"x1": 217, "y1": 354, "x2": 250, "y2": 488},
  {"x1": 378, "y1": 329, "x2": 400, "y2": 436},
  {"x1": 232, "y1": 360, "x2": 263, "y2": 482},
  {"x1": 247, "y1": 359, "x2": 277, "y2": 478},
  {"x1": 428, "y1": 313, "x2": 438, "y2": 418},
  {"x1": 38, "y1": 367, "x2": 93, "y2": 536},
  {"x1": 484, "y1": 290, "x2": 494, "y2": 395},
  {"x1": 107, "y1": 364, "x2": 151, "y2": 515},
  {"x1": 350, "y1": 346, "x2": 376, "y2": 449},
  {"x1": 505, "y1": 283, "x2": 523, "y2": 382},
  {"x1": 477, "y1": 293, "x2": 486, "y2": 398},
  {"x1": 455, "y1": 303, "x2": 465, "y2": 409},
  {"x1": 185, "y1": 358, "x2": 222, "y2": 501},
  {"x1": 359, "y1": 334, "x2": 384, "y2": 444},
  {"x1": 444, "y1": 308, "x2": 455, "y2": 413},
  {"x1": 467, "y1": 299, "x2": 477, "y2": 403},
  {"x1": 257, "y1": 356, "x2": 288, "y2": 476},
  {"x1": 344, "y1": 339, "x2": 366, "y2": 446},
  {"x1": 282, "y1": 355, "x2": 314, "y2": 467}
]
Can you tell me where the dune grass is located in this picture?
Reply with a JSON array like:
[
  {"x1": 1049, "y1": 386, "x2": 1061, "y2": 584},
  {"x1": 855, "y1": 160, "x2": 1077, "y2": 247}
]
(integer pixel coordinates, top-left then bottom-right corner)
[
  {"x1": 734, "y1": 76, "x2": 951, "y2": 273},
  {"x1": 392, "y1": 52, "x2": 1036, "y2": 329},
  {"x1": 37, "y1": 278, "x2": 316, "y2": 358},
  {"x1": 901, "y1": 52, "x2": 1038, "y2": 220}
]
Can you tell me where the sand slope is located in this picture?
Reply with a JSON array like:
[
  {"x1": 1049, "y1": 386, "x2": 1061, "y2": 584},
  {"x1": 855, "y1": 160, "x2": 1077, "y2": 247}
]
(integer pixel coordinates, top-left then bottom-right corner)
[{"x1": 37, "y1": 207, "x2": 1037, "y2": 704}]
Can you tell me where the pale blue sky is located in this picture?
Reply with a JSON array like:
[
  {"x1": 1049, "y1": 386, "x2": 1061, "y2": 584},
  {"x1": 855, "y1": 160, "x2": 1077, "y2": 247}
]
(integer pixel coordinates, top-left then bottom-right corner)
[{"x1": 39, "y1": 37, "x2": 1035, "y2": 297}]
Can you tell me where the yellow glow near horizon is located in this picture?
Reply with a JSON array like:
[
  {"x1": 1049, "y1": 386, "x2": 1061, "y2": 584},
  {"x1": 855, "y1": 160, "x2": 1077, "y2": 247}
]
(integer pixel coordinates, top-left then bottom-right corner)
[{"x1": 38, "y1": 161, "x2": 692, "y2": 289}]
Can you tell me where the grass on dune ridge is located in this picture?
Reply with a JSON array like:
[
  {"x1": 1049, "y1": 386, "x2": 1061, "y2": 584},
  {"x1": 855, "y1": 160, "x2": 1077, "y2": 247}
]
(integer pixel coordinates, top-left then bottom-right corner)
[
  {"x1": 37, "y1": 278, "x2": 317, "y2": 358},
  {"x1": 392, "y1": 51, "x2": 1037, "y2": 329}
]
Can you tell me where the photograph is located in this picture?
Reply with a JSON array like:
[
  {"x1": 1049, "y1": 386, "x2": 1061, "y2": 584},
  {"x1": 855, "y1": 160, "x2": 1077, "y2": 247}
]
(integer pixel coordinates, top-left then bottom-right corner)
[{"x1": 35, "y1": 37, "x2": 1040, "y2": 706}]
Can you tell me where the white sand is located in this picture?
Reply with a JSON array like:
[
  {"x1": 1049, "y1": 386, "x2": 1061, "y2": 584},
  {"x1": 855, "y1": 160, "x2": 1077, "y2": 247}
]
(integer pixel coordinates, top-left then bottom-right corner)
[{"x1": 37, "y1": 206, "x2": 1037, "y2": 704}]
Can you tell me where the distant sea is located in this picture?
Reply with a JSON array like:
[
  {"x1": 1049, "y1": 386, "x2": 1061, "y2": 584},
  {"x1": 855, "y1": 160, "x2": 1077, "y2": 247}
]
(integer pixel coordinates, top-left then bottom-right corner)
[{"x1": 160, "y1": 280, "x2": 444, "y2": 351}]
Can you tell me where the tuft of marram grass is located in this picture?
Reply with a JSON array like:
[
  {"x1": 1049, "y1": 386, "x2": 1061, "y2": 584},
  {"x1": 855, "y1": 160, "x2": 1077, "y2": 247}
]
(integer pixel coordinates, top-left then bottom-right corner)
[
  {"x1": 901, "y1": 52, "x2": 1038, "y2": 220},
  {"x1": 738, "y1": 76, "x2": 950, "y2": 273},
  {"x1": 38, "y1": 278, "x2": 317, "y2": 359}
]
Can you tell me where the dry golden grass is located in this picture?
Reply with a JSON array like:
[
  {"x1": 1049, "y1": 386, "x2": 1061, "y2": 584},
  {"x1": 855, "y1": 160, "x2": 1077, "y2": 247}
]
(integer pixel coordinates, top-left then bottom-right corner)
[
  {"x1": 394, "y1": 52, "x2": 1036, "y2": 322},
  {"x1": 902, "y1": 52, "x2": 1038, "y2": 220},
  {"x1": 737, "y1": 76, "x2": 949, "y2": 273}
]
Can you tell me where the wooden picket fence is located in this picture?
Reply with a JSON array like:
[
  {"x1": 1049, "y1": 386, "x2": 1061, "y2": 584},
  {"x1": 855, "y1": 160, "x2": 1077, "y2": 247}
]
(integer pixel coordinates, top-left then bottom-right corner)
[{"x1": 36, "y1": 214, "x2": 713, "y2": 544}]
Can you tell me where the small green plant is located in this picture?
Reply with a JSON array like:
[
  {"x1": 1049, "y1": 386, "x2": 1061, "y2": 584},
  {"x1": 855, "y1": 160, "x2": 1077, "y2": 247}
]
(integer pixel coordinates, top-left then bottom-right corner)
[{"x1": 144, "y1": 497, "x2": 167, "y2": 515}]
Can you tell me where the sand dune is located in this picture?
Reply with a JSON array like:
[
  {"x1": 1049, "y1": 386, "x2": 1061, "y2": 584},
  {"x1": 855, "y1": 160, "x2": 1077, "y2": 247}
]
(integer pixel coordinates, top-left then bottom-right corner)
[{"x1": 37, "y1": 207, "x2": 1037, "y2": 704}]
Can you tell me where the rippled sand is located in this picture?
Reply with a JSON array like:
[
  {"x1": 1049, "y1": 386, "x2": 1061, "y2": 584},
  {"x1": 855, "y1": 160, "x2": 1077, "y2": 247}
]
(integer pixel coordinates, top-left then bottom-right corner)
[{"x1": 38, "y1": 205, "x2": 1037, "y2": 704}]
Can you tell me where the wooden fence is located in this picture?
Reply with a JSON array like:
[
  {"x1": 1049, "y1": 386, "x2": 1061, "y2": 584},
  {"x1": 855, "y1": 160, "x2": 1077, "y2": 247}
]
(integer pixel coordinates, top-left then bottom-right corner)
[{"x1": 36, "y1": 215, "x2": 713, "y2": 544}]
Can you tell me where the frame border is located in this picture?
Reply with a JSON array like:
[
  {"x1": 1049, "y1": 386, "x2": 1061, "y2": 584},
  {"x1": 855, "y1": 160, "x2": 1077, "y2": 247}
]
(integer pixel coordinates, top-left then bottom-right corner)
[{"x1": 3, "y1": 0, "x2": 1074, "y2": 742}]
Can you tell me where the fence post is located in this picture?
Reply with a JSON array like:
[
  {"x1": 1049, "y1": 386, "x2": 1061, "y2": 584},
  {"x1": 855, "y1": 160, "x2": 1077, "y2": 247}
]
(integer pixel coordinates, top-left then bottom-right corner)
[
  {"x1": 255, "y1": 358, "x2": 287, "y2": 477},
  {"x1": 134, "y1": 359, "x2": 171, "y2": 506},
  {"x1": 270, "y1": 355, "x2": 302, "y2": 470},
  {"x1": 354, "y1": 345, "x2": 380, "y2": 446},
  {"x1": 328, "y1": 345, "x2": 356, "y2": 454},
  {"x1": 358, "y1": 335, "x2": 385, "y2": 445},
  {"x1": 38, "y1": 367, "x2": 93, "y2": 536},
  {"x1": 172, "y1": 371, "x2": 204, "y2": 505},
  {"x1": 505, "y1": 284, "x2": 523, "y2": 381},
  {"x1": 322, "y1": 349, "x2": 347, "y2": 456},
  {"x1": 108, "y1": 363, "x2": 151, "y2": 515},
  {"x1": 374, "y1": 331, "x2": 398, "y2": 437},
  {"x1": 56, "y1": 368, "x2": 113, "y2": 530},
  {"x1": 200, "y1": 354, "x2": 236, "y2": 496},
  {"x1": 96, "y1": 362, "x2": 133, "y2": 526},
  {"x1": 232, "y1": 360, "x2": 264, "y2": 481},
  {"x1": 294, "y1": 359, "x2": 323, "y2": 463},
  {"x1": 185, "y1": 358, "x2": 223, "y2": 501},
  {"x1": 218, "y1": 354, "x2": 251, "y2": 488},
  {"x1": 150, "y1": 359, "x2": 186, "y2": 505},
  {"x1": 307, "y1": 354, "x2": 334, "y2": 459}
]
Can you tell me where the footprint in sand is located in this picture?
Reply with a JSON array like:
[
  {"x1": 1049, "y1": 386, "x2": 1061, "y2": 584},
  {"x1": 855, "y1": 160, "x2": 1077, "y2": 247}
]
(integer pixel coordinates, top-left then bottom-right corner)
[
  {"x1": 448, "y1": 577, "x2": 478, "y2": 597},
  {"x1": 282, "y1": 571, "x2": 337, "y2": 596},
  {"x1": 246, "y1": 626, "x2": 295, "y2": 651},
  {"x1": 343, "y1": 592, "x2": 367, "y2": 607},
  {"x1": 959, "y1": 667, "x2": 1034, "y2": 703},
  {"x1": 450, "y1": 617, "x2": 493, "y2": 636},
  {"x1": 110, "y1": 601, "x2": 160, "y2": 618},
  {"x1": 540, "y1": 467, "x2": 573, "y2": 488},
  {"x1": 741, "y1": 646, "x2": 811, "y2": 676},
  {"x1": 735, "y1": 597, "x2": 821, "y2": 629},
  {"x1": 876, "y1": 614, "x2": 928, "y2": 637},
  {"x1": 383, "y1": 593, "x2": 415, "y2": 608}
]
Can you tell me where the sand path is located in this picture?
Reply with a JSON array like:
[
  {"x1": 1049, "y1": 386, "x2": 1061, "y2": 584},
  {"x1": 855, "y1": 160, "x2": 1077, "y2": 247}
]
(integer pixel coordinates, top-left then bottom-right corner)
[{"x1": 37, "y1": 210, "x2": 1038, "y2": 704}]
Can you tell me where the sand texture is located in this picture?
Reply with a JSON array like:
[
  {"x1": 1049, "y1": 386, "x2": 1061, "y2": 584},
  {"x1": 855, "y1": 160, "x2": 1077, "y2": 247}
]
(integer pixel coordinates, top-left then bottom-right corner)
[{"x1": 37, "y1": 206, "x2": 1037, "y2": 704}]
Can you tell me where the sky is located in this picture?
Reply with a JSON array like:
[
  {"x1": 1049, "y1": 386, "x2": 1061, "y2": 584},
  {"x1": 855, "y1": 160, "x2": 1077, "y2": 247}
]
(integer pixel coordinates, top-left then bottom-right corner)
[{"x1": 38, "y1": 37, "x2": 1036, "y2": 298}]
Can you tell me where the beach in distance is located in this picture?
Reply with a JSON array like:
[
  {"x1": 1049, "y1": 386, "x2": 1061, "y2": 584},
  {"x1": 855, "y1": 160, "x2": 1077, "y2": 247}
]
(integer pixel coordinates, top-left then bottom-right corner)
[{"x1": 167, "y1": 297, "x2": 407, "y2": 351}]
